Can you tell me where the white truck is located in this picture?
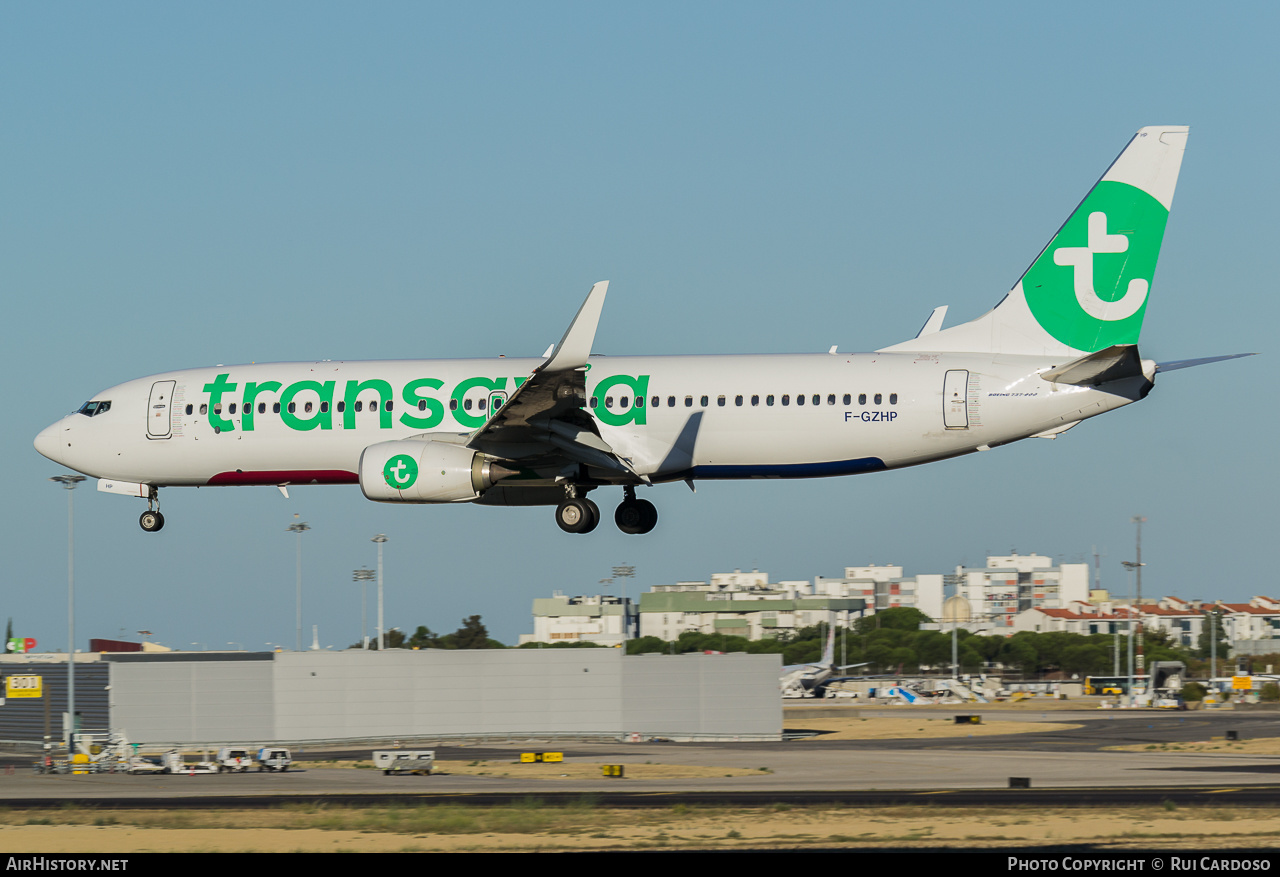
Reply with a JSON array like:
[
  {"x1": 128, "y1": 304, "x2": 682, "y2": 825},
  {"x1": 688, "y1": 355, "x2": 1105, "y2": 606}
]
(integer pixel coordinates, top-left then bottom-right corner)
[
  {"x1": 215, "y1": 747, "x2": 254, "y2": 773},
  {"x1": 256, "y1": 747, "x2": 293, "y2": 772},
  {"x1": 373, "y1": 750, "x2": 435, "y2": 776}
]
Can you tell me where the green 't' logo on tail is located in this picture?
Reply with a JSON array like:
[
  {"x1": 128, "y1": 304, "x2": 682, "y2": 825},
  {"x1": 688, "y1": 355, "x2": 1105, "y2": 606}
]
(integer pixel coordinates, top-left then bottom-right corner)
[{"x1": 1023, "y1": 180, "x2": 1169, "y2": 352}]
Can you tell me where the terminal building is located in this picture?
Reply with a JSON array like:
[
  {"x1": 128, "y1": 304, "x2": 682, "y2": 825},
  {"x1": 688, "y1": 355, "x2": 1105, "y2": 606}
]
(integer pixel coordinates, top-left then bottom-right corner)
[{"x1": 517, "y1": 594, "x2": 636, "y2": 647}]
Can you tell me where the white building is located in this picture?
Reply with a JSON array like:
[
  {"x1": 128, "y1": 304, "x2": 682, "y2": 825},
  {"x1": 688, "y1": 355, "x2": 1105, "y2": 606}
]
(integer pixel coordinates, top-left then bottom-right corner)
[
  {"x1": 813, "y1": 564, "x2": 945, "y2": 618},
  {"x1": 638, "y1": 569, "x2": 865, "y2": 642},
  {"x1": 518, "y1": 594, "x2": 635, "y2": 647},
  {"x1": 954, "y1": 553, "x2": 1090, "y2": 629}
]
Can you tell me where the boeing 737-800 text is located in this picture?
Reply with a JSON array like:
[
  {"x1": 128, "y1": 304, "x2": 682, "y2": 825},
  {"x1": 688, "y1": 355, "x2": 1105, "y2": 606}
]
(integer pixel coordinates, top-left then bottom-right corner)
[{"x1": 34, "y1": 126, "x2": 1248, "y2": 535}]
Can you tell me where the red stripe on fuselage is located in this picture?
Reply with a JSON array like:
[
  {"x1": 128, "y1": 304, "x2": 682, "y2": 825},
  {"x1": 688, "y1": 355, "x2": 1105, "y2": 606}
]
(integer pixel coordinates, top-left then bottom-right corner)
[{"x1": 207, "y1": 470, "x2": 358, "y2": 486}]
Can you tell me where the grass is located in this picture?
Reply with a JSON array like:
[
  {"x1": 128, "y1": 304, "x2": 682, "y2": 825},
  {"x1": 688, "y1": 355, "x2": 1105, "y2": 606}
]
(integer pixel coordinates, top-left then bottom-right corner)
[{"x1": 6, "y1": 802, "x2": 1280, "y2": 851}]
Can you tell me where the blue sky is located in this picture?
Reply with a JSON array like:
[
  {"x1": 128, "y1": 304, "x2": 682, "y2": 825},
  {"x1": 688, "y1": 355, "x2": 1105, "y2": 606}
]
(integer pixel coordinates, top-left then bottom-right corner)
[{"x1": 3, "y1": 2, "x2": 1275, "y2": 650}]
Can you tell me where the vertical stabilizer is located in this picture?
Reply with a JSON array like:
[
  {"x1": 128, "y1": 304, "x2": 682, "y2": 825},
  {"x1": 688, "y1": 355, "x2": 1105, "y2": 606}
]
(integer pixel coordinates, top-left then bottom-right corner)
[{"x1": 882, "y1": 127, "x2": 1189, "y2": 356}]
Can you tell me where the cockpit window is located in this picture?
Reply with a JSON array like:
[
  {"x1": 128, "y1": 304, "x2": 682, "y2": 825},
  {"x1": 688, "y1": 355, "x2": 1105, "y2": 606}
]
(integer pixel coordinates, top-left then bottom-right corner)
[{"x1": 76, "y1": 400, "x2": 111, "y2": 417}]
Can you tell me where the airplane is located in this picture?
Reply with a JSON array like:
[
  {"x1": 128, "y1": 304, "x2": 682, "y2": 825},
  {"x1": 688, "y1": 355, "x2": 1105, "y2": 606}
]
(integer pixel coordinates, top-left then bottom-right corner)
[
  {"x1": 780, "y1": 623, "x2": 868, "y2": 697},
  {"x1": 35, "y1": 126, "x2": 1251, "y2": 535}
]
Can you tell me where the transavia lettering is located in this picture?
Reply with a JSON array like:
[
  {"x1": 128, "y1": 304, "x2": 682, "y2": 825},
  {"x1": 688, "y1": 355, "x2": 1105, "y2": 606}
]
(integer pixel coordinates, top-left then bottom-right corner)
[{"x1": 199, "y1": 373, "x2": 650, "y2": 433}]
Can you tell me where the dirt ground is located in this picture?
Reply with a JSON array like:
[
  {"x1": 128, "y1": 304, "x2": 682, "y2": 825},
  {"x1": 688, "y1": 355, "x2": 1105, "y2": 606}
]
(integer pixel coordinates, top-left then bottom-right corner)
[
  {"x1": 787, "y1": 714, "x2": 1080, "y2": 741},
  {"x1": 2, "y1": 804, "x2": 1279, "y2": 852}
]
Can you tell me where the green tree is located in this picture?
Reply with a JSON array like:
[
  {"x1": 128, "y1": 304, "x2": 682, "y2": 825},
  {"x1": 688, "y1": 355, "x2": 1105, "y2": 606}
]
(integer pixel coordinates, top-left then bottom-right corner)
[{"x1": 853, "y1": 607, "x2": 931, "y2": 635}]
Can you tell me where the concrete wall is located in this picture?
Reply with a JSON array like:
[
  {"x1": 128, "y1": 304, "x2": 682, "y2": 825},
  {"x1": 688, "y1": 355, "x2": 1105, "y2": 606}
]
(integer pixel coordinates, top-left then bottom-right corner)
[{"x1": 105, "y1": 649, "x2": 780, "y2": 744}]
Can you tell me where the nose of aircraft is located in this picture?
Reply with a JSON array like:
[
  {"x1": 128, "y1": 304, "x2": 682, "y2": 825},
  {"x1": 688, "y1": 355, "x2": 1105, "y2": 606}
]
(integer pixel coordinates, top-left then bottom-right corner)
[{"x1": 34, "y1": 420, "x2": 67, "y2": 465}]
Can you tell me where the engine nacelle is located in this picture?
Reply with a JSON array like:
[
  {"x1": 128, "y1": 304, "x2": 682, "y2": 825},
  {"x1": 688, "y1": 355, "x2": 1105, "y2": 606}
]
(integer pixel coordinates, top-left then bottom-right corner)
[{"x1": 359, "y1": 439, "x2": 510, "y2": 503}]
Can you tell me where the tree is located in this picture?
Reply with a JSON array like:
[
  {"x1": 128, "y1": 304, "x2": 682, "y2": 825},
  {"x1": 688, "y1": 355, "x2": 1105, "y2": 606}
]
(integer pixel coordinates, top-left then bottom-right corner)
[
  {"x1": 853, "y1": 607, "x2": 931, "y2": 635},
  {"x1": 446, "y1": 615, "x2": 503, "y2": 649}
]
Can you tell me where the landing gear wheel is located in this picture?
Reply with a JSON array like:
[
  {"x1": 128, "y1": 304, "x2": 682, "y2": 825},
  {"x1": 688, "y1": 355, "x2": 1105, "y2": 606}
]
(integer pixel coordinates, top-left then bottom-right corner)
[
  {"x1": 139, "y1": 510, "x2": 165, "y2": 533},
  {"x1": 615, "y1": 499, "x2": 658, "y2": 534},
  {"x1": 556, "y1": 498, "x2": 599, "y2": 534}
]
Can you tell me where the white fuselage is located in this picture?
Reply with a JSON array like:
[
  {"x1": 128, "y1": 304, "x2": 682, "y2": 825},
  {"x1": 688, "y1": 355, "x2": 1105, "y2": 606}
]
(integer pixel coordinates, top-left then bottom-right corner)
[{"x1": 34, "y1": 351, "x2": 1144, "y2": 491}]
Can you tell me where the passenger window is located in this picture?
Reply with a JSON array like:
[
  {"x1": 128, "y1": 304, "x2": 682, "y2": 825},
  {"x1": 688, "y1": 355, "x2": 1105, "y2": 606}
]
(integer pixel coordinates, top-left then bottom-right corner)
[
  {"x1": 828, "y1": 394, "x2": 835, "y2": 405},
  {"x1": 590, "y1": 397, "x2": 598, "y2": 408},
  {"x1": 874, "y1": 393, "x2": 882, "y2": 405},
  {"x1": 890, "y1": 393, "x2": 898, "y2": 404},
  {"x1": 273, "y1": 403, "x2": 280, "y2": 413},
  {"x1": 355, "y1": 401, "x2": 364, "y2": 412},
  {"x1": 782, "y1": 395, "x2": 790, "y2": 406},
  {"x1": 200, "y1": 404, "x2": 208, "y2": 415},
  {"x1": 304, "y1": 402, "x2": 313, "y2": 413},
  {"x1": 449, "y1": 399, "x2": 458, "y2": 411},
  {"x1": 751, "y1": 395, "x2": 759, "y2": 406},
  {"x1": 464, "y1": 399, "x2": 473, "y2": 410},
  {"x1": 685, "y1": 396, "x2": 693, "y2": 407},
  {"x1": 478, "y1": 398, "x2": 486, "y2": 411},
  {"x1": 797, "y1": 395, "x2": 805, "y2": 406},
  {"x1": 229, "y1": 403, "x2": 237, "y2": 415},
  {"x1": 321, "y1": 401, "x2": 329, "y2": 413},
  {"x1": 717, "y1": 396, "x2": 725, "y2": 407},
  {"x1": 418, "y1": 400, "x2": 427, "y2": 411},
  {"x1": 735, "y1": 395, "x2": 743, "y2": 406},
  {"x1": 813, "y1": 394, "x2": 820, "y2": 406},
  {"x1": 258, "y1": 403, "x2": 266, "y2": 414},
  {"x1": 766, "y1": 395, "x2": 774, "y2": 406},
  {"x1": 700, "y1": 395, "x2": 708, "y2": 407},
  {"x1": 667, "y1": 396, "x2": 676, "y2": 407},
  {"x1": 185, "y1": 404, "x2": 193, "y2": 415},
  {"x1": 288, "y1": 402, "x2": 296, "y2": 414},
  {"x1": 605, "y1": 396, "x2": 614, "y2": 409},
  {"x1": 859, "y1": 394, "x2": 867, "y2": 405},
  {"x1": 386, "y1": 401, "x2": 393, "y2": 411},
  {"x1": 213, "y1": 404, "x2": 222, "y2": 414},
  {"x1": 337, "y1": 401, "x2": 345, "y2": 413},
  {"x1": 843, "y1": 394, "x2": 851, "y2": 405},
  {"x1": 635, "y1": 397, "x2": 644, "y2": 408},
  {"x1": 651, "y1": 396, "x2": 659, "y2": 408},
  {"x1": 620, "y1": 396, "x2": 629, "y2": 408}
]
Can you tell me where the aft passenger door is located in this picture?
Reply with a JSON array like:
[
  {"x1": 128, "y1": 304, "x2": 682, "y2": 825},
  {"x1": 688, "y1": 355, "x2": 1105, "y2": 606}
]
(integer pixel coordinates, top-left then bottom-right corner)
[
  {"x1": 943, "y1": 370, "x2": 968, "y2": 429},
  {"x1": 147, "y1": 380, "x2": 176, "y2": 439}
]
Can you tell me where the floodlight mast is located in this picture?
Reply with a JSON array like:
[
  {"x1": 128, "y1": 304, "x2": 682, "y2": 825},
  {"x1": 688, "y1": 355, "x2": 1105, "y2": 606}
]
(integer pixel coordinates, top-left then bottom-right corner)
[
  {"x1": 287, "y1": 518, "x2": 310, "y2": 651},
  {"x1": 50, "y1": 474, "x2": 85, "y2": 752},
  {"x1": 372, "y1": 535, "x2": 388, "y2": 650}
]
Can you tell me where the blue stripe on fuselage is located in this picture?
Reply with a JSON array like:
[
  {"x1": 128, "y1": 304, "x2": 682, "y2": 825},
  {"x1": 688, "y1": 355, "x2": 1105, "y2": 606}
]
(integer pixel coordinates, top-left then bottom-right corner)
[{"x1": 677, "y1": 457, "x2": 887, "y2": 480}]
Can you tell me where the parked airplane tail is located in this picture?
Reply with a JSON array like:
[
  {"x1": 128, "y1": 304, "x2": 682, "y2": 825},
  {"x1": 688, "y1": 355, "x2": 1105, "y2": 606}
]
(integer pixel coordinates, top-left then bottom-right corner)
[{"x1": 883, "y1": 126, "x2": 1189, "y2": 357}]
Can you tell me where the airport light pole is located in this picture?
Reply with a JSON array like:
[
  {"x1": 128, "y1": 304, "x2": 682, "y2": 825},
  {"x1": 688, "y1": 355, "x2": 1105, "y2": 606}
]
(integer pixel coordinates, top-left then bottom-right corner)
[
  {"x1": 372, "y1": 535, "x2": 388, "y2": 650},
  {"x1": 353, "y1": 568, "x2": 375, "y2": 649},
  {"x1": 50, "y1": 474, "x2": 85, "y2": 752},
  {"x1": 611, "y1": 565, "x2": 635, "y2": 644},
  {"x1": 287, "y1": 518, "x2": 310, "y2": 651}
]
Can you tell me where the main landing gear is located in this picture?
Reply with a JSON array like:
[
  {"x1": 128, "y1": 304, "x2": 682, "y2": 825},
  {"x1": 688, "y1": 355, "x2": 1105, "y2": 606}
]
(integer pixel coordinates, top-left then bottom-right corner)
[
  {"x1": 139, "y1": 488, "x2": 164, "y2": 533},
  {"x1": 554, "y1": 486, "x2": 657, "y2": 535}
]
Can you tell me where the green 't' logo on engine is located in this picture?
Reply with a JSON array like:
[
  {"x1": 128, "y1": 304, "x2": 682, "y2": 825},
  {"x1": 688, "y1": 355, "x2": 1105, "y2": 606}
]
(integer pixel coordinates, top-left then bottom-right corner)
[
  {"x1": 1022, "y1": 180, "x2": 1169, "y2": 352},
  {"x1": 383, "y1": 454, "x2": 418, "y2": 490}
]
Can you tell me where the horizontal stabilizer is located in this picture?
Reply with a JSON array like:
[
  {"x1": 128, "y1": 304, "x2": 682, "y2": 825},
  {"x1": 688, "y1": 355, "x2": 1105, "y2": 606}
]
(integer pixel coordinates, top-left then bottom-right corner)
[
  {"x1": 1155, "y1": 352, "x2": 1256, "y2": 373},
  {"x1": 1039, "y1": 345, "x2": 1144, "y2": 386}
]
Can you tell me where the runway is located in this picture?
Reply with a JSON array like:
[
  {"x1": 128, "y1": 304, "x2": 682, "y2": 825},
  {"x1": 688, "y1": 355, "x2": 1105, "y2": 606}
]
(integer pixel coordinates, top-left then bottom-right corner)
[{"x1": 2, "y1": 705, "x2": 1279, "y2": 806}]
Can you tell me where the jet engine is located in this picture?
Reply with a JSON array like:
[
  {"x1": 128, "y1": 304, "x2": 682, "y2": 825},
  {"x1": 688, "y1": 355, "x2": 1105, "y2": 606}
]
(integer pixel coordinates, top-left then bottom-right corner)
[{"x1": 359, "y1": 439, "x2": 516, "y2": 503}]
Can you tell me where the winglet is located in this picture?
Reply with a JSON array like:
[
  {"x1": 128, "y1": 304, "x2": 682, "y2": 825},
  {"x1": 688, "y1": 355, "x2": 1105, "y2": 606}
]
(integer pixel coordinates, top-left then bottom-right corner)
[
  {"x1": 916, "y1": 305, "x2": 948, "y2": 338},
  {"x1": 541, "y1": 281, "x2": 609, "y2": 373}
]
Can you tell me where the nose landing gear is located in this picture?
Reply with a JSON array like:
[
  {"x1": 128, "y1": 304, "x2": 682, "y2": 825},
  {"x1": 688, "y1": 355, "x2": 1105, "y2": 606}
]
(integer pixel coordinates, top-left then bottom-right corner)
[{"x1": 139, "y1": 488, "x2": 164, "y2": 533}]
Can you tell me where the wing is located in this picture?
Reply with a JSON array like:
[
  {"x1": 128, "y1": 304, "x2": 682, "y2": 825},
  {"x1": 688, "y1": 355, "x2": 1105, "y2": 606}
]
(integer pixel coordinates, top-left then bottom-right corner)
[{"x1": 465, "y1": 281, "x2": 649, "y2": 483}]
